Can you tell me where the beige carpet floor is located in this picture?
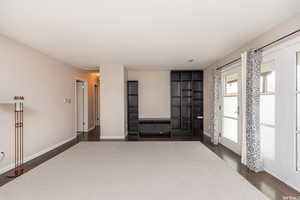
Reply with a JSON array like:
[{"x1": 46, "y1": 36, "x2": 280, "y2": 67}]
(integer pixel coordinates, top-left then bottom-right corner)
[{"x1": 0, "y1": 142, "x2": 268, "y2": 200}]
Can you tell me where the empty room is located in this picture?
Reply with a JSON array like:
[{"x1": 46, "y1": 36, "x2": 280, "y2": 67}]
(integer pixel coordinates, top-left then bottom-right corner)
[{"x1": 0, "y1": 1, "x2": 300, "y2": 199}]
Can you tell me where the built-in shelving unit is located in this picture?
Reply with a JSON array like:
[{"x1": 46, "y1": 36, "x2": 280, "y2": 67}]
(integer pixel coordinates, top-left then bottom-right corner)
[
  {"x1": 171, "y1": 71, "x2": 203, "y2": 139},
  {"x1": 127, "y1": 71, "x2": 203, "y2": 141},
  {"x1": 127, "y1": 81, "x2": 139, "y2": 139}
]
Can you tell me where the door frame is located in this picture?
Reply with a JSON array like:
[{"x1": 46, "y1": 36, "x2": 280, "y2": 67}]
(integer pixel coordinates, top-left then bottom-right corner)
[
  {"x1": 94, "y1": 83, "x2": 100, "y2": 126},
  {"x1": 74, "y1": 79, "x2": 89, "y2": 135},
  {"x1": 220, "y1": 63, "x2": 242, "y2": 155}
]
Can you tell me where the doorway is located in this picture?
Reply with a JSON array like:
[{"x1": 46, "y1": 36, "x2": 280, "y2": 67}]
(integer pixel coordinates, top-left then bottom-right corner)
[
  {"x1": 221, "y1": 65, "x2": 242, "y2": 155},
  {"x1": 76, "y1": 80, "x2": 86, "y2": 134}
]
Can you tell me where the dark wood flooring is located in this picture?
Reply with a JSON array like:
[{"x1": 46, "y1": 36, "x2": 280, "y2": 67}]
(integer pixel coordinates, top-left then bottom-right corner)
[
  {"x1": 201, "y1": 136, "x2": 300, "y2": 200},
  {"x1": 0, "y1": 127, "x2": 299, "y2": 200}
]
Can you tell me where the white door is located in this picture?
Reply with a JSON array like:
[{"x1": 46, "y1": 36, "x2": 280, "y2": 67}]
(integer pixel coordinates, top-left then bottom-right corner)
[
  {"x1": 76, "y1": 81, "x2": 85, "y2": 132},
  {"x1": 221, "y1": 65, "x2": 242, "y2": 155}
]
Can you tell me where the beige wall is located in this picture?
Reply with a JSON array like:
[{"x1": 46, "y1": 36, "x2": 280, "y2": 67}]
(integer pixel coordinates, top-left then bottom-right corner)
[
  {"x1": 0, "y1": 35, "x2": 96, "y2": 173},
  {"x1": 99, "y1": 64, "x2": 126, "y2": 138},
  {"x1": 204, "y1": 13, "x2": 300, "y2": 135},
  {"x1": 128, "y1": 70, "x2": 170, "y2": 118}
]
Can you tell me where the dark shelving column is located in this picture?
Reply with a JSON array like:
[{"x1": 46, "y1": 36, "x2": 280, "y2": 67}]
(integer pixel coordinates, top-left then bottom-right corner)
[
  {"x1": 180, "y1": 72, "x2": 193, "y2": 136},
  {"x1": 170, "y1": 70, "x2": 203, "y2": 139},
  {"x1": 127, "y1": 81, "x2": 139, "y2": 138},
  {"x1": 170, "y1": 72, "x2": 181, "y2": 137},
  {"x1": 192, "y1": 71, "x2": 204, "y2": 139}
]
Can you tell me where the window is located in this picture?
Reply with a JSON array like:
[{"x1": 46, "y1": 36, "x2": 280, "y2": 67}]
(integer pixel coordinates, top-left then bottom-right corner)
[
  {"x1": 296, "y1": 52, "x2": 300, "y2": 171},
  {"x1": 222, "y1": 72, "x2": 239, "y2": 143},
  {"x1": 260, "y1": 60, "x2": 276, "y2": 160},
  {"x1": 260, "y1": 60, "x2": 275, "y2": 94},
  {"x1": 225, "y1": 73, "x2": 238, "y2": 96}
]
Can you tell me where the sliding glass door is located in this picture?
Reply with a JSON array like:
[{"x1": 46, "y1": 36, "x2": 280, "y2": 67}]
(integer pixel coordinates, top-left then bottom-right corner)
[{"x1": 221, "y1": 66, "x2": 242, "y2": 155}]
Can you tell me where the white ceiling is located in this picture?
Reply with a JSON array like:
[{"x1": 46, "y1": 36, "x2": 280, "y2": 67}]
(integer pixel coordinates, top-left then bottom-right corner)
[{"x1": 0, "y1": 0, "x2": 300, "y2": 70}]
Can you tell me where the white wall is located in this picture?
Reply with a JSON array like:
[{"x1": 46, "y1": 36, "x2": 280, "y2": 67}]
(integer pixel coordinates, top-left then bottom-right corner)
[
  {"x1": 100, "y1": 64, "x2": 126, "y2": 139},
  {"x1": 0, "y1": 35, "x2": 93, "y2": 173},
  {"x1": 128, "y1": 70, "x2": 170, "y2": 118}
]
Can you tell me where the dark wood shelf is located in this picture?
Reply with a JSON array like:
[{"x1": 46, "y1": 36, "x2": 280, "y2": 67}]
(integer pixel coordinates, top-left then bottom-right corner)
[
  {"x1": 193, "y1": 98, "x2": 203, "y2": 100},
  {"x1": 139, "y1": 118, "x2": 171, "y2": 138},
  {"x1": 128, "y1": 105, "x2": 138, "y2": 108}
]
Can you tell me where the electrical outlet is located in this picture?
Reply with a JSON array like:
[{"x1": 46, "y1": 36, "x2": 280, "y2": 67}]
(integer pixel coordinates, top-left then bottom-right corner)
[{"x1": 64, "y1": 98, "x2": 72, "y2": 104}]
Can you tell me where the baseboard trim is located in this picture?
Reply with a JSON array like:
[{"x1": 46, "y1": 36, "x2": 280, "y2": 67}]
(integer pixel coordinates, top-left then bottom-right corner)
[
  {"x1": 0, "y1": 135, "x2": 76, "y2": 175},
  {"x1": 203, "y1": 131, "x2": 211, "y2": 137},
  {"x1": 77, "y1": 130, "x2": 88, "y2": 133},
  {"x1": 88, "y1": 125, "x2": 96, "y2": 132},
  {"x1": 100, "y1": 135, "x2": 125, "y2": 140},
  {"x1": 77, "y1": 125, "x2": 96, "y2": 133}
]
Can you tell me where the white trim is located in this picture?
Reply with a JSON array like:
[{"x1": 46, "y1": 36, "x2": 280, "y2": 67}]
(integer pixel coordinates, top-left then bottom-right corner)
[
  {"x1": 88, "y1": 125, "x2": 96, "y2": 132},
  {"x1": 77, "y1": 128, "x2": 89, "y2": 133},
  {"x1": 241, "y1": 51, "x2": 248, "y2": 165},
  {"x1": 100, "y1": 135, "x2": 125, "y2": 140},
  {"x1": 74, "y1": 79, "x2": 89, "y2": 134},
  {"x1": 0, "y1": 136, "x2": 76, "y2": 175},
  {"x1": 261, "y1": 123, "x2": 275, "y2": 128},
  {"x1": 203, "y1": 131, "x2": 211, "y2": 137}
]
